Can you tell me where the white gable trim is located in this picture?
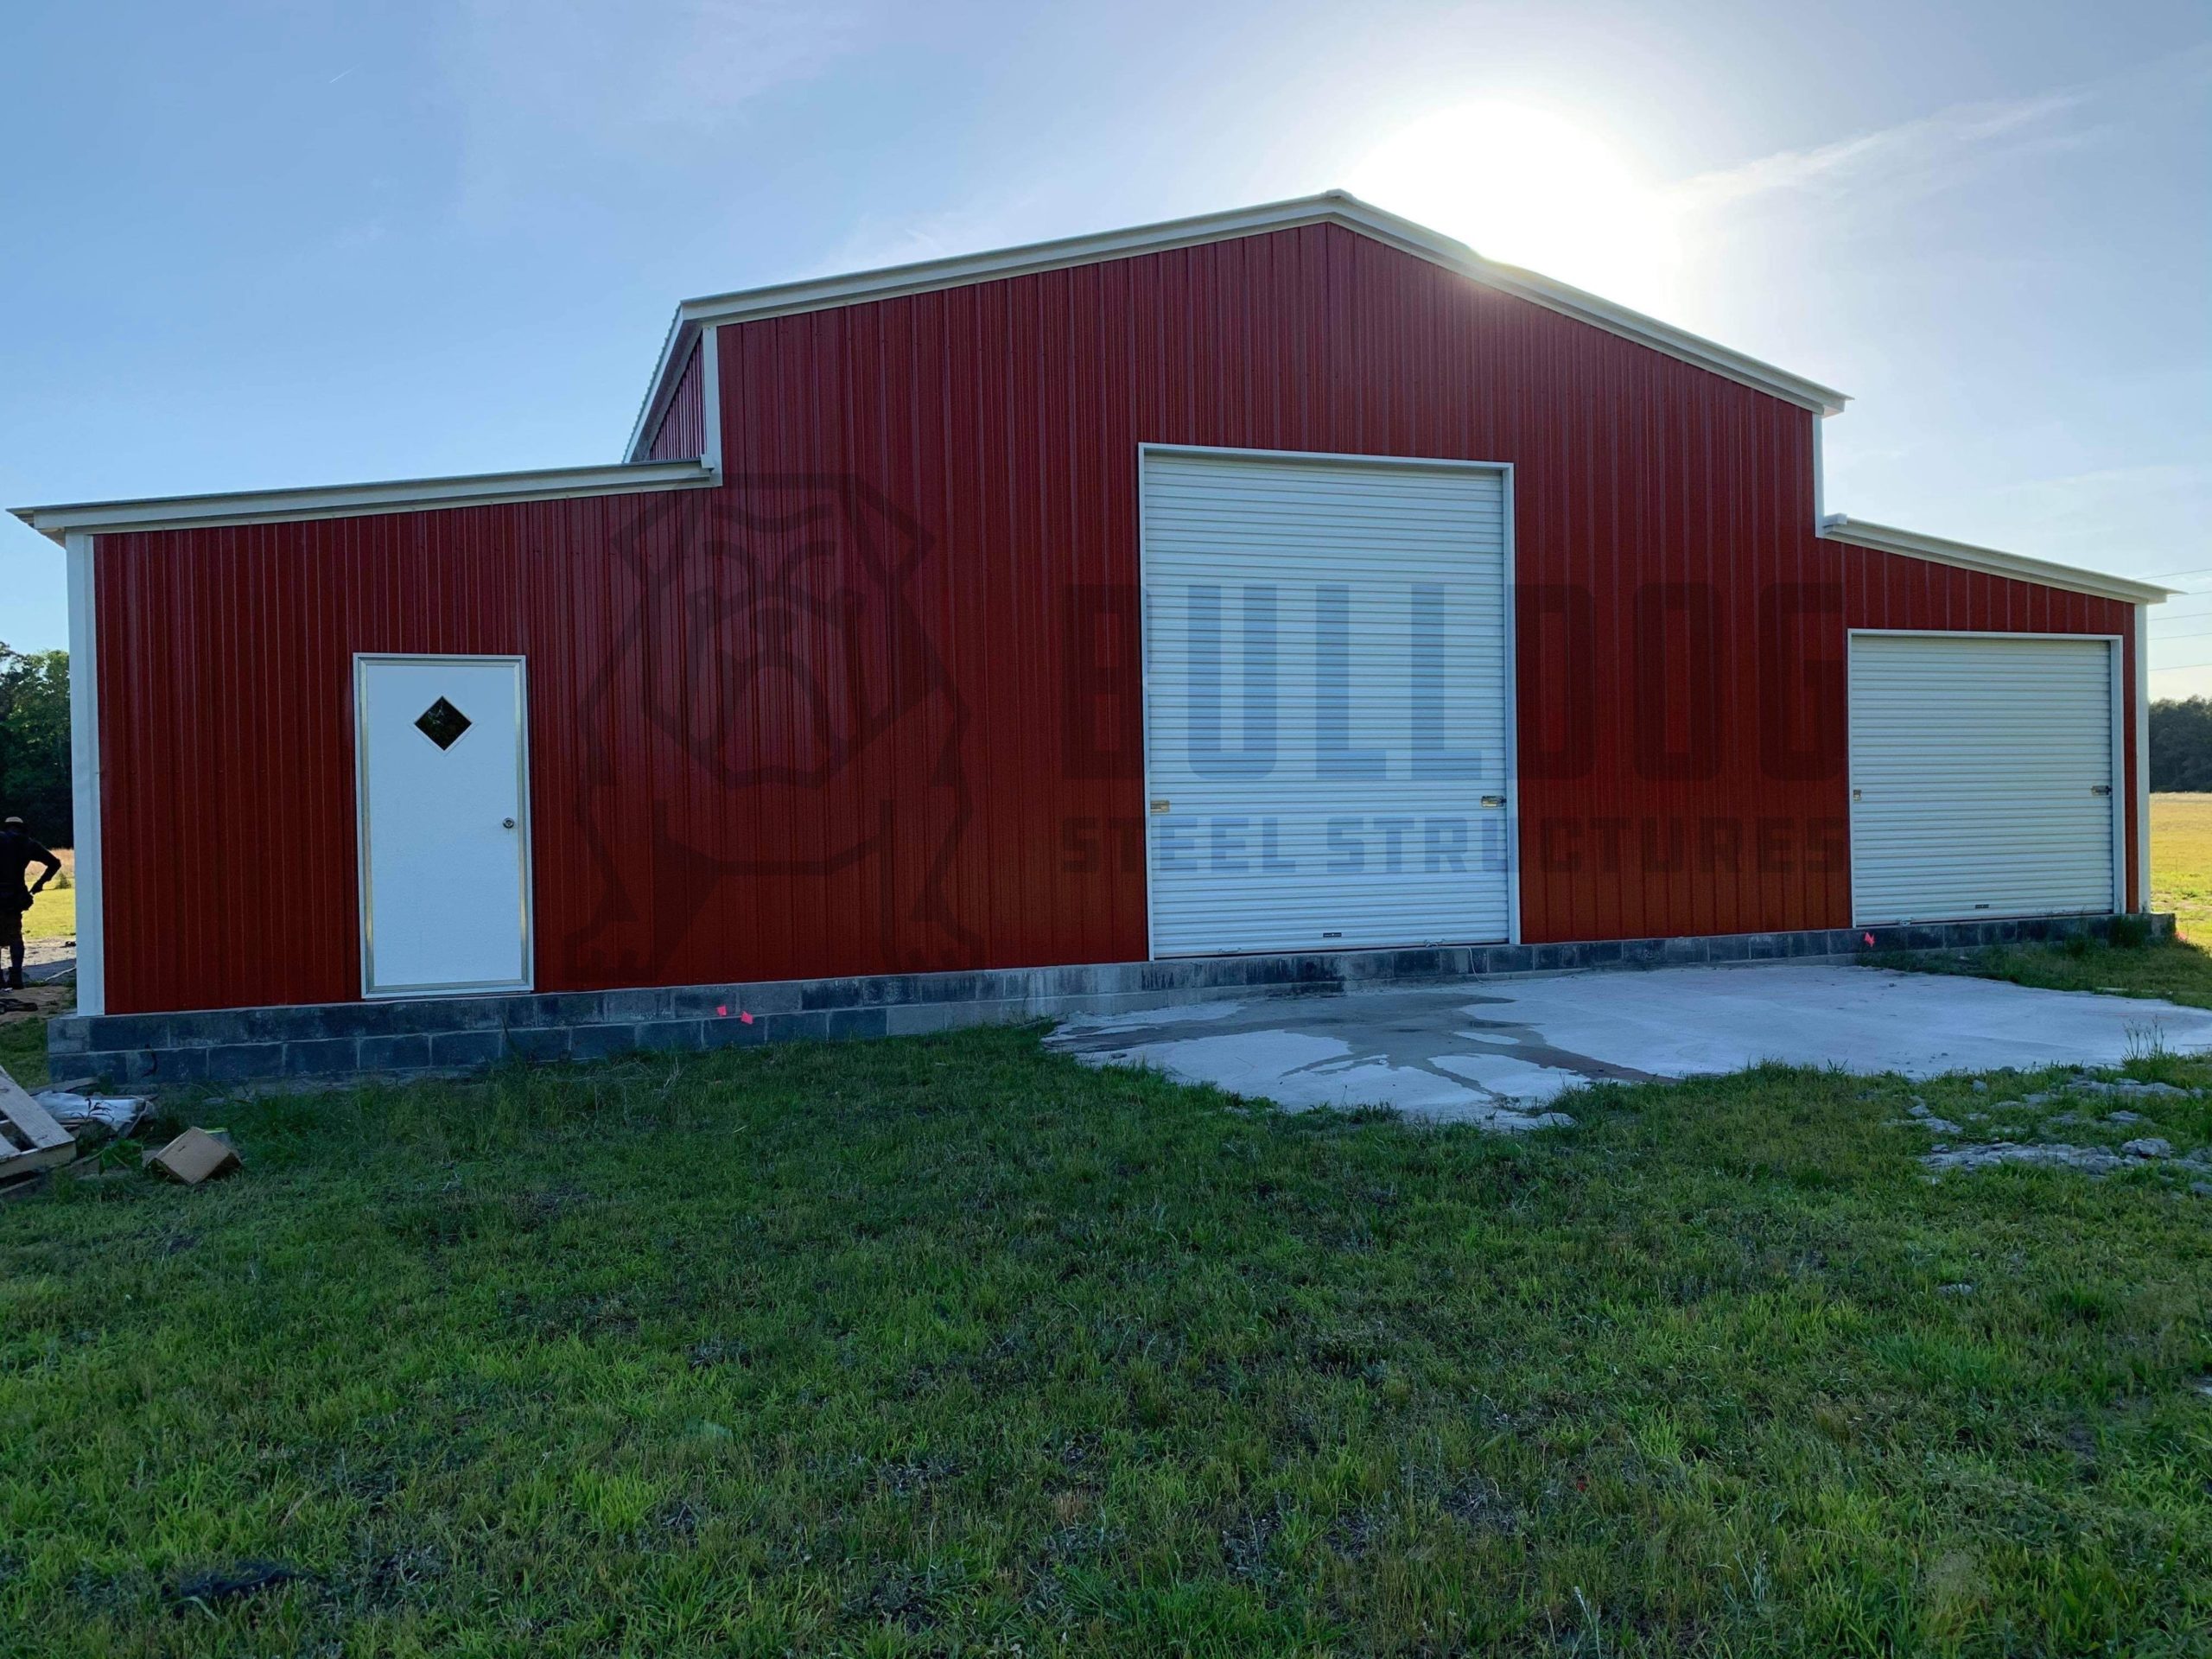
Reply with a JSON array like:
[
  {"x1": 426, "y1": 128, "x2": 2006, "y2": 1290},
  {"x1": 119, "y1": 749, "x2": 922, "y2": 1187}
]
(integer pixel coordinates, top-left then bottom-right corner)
[
  {"x1": 621, "y1": 190, "x2": 1851, "y2": 459},
  {"x1": 1821, "y1": 514, "x2": 2174, "y2": 606},
  {"x1": 625, "y1": 323, "x2": 701, "y2": 463},
  {"x1": 13, "y1": 457, "x2": 717, "y2": 543}
]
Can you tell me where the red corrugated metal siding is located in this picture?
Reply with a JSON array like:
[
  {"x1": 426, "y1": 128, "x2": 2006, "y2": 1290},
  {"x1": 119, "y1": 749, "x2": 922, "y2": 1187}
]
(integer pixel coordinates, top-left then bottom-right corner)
[
  {"x1": 643, "y1": 339, "x2": 704, "y2": 461},
  {"x1": 92, "y1": 223, "x2": 2141, "y2": 1013}
]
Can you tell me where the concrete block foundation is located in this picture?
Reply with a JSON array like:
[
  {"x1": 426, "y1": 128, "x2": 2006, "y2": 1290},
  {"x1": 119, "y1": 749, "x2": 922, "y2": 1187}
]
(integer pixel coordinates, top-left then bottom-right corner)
[{"x1": 45, "y1": 912, "x2": 2174, "y2": 1088}]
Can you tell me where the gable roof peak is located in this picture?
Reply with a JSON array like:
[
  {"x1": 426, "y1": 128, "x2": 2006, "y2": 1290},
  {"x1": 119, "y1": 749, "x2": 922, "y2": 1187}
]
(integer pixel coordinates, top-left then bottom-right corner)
[{"x1": 624, "y1": 190, "x2": 1848, "y2": 459}]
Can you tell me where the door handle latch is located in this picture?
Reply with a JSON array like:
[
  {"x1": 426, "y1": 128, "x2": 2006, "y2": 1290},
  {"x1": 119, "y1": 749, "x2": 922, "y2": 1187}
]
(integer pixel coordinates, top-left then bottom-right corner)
[
  {"x1": 2091, "y1": 785, "x2": 2112, "y2": 798},
  {"x1": 502, "y1": 817, "x2": 517, "y2": 829}
]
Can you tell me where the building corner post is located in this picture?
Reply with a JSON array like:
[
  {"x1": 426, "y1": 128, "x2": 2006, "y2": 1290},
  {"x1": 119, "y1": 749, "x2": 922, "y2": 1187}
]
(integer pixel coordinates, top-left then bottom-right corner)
[
  {"x1": 2135, "y1": 601, "x2": 2152, "y2": 912},
  {"x1": 700, "y1": 324, "x2": 724, "y2": 480},
  {"x1": 64, "y1": 531, "x2": 105, "y2": 1016},
  {"x1": 1810, "y1": 409, "x2": 1827, "y2": 534}
]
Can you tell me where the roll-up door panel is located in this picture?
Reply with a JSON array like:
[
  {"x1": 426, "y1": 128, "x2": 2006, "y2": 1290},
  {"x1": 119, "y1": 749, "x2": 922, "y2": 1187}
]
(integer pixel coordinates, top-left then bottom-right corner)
[
  {"x1": 1141, "y1": 450, "x2": 1512, "y2": 957},
  {"x1": 1849, "y1": 633, "x2": 2118, "y2": 925}
]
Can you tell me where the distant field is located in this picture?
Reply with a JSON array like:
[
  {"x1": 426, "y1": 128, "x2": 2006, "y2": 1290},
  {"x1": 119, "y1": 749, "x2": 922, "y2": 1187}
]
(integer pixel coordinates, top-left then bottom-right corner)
[
  {"x1": 2152, "y1": 795, "x2": 2212, "y2": 938},
  {"x1": 20, "y1": 848, "x2": 73, "y2": 942}
]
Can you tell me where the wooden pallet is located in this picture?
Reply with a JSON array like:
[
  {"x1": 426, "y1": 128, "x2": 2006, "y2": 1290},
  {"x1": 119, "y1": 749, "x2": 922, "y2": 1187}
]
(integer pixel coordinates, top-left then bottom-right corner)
[{"x1": 0, "y1": 1064, "x2": 75, "y2": 1183}]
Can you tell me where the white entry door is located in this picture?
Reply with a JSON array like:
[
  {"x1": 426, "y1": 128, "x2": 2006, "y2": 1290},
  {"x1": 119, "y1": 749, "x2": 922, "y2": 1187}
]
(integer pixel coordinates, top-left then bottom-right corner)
[
  {"x1": 355, "y1": 655, "x2": 532, "y2": 996},
  {"x1": 1848, "y1": 632, "x2": 2122, "y2": 925},
  {"x1": 1141, "y1": 448, "x2": 1514, "y2": 956}
]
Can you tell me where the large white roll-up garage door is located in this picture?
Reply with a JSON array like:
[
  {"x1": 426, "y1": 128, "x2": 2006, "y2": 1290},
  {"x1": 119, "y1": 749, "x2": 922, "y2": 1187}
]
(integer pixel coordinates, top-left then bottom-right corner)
[
  {"x1": 1141, "y1": 448, "x2": 1512, "y2": 956},
  {"x1": 1849, "y1": 632, "x2": 2121, "y2": 925}
]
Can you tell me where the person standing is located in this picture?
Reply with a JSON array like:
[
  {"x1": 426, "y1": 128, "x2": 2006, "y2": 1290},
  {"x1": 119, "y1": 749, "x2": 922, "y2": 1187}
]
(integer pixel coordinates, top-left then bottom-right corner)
[{"x1": 1, "y1": 816, "x2": 61, "y2": 991}]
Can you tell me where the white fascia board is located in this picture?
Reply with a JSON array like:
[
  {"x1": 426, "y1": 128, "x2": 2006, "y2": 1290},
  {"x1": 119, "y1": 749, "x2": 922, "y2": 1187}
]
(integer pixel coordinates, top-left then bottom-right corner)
[
  {"x1": 12, "y1": 457, "x2": 717, "y2": 543},
  {"x1": 619, "y1": 190, "x2": 1850, "y2": 456},
  {"x1": 1821, "y1": 514, "x2": 2177, "y2": 607},
  {"x1": 2134, "y1": 603, "x2": 2152, "y2": 910}
]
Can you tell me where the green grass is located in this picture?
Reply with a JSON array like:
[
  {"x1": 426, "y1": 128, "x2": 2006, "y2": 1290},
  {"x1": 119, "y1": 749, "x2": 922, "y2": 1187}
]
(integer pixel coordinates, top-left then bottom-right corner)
[
  {"x1": 1867, "y1": 933, "x2": 2212, "y2": 1014},
  {"x1": 2154, "y1": 795, "x2": 2212, "y2": 942},
  {"x1": 4, "y1": 1028, "x2": 2210, "y2": 1656},
  {"x1": 19, "y1": 847, "x2": 74, "y2": 943},
  {"x1": 0, "y1": 1014, "x2": 47, "y2": 1090},
  {"x1": 21, "y1": 881, "x2": 73, "y2": 944}
]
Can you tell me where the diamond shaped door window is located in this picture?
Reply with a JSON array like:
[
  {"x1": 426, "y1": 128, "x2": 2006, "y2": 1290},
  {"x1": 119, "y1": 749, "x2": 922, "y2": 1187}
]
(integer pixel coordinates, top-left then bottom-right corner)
[{"x1": 415, "y1": 696, "x2": 473, "y2": 750}]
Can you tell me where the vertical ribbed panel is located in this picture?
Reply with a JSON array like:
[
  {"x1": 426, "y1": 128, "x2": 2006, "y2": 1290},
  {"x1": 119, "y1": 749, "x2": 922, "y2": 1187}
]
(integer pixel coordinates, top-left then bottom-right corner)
[
  {"x1": 643, "y1": 340, "x2": 704, "y2": 461},
  {"x1": 91, "y1": 223, "x2": 2144, "y2": 1014}
]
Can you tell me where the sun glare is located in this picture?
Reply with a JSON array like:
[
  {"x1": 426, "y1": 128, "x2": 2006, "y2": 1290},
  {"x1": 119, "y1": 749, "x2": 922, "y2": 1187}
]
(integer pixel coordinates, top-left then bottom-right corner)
[{"x1": 1346, "y1": 102, "x2": 1681, "y2": 312}]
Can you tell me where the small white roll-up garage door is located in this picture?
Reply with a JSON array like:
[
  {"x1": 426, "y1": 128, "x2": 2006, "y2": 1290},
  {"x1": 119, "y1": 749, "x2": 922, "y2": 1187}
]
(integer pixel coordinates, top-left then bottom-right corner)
[
  {"x1": 1849, "y1": 632, "x2": 2121, "y2": 925},
  {"x1": 1141, "y1": 448, "x2": 1512, "y2": 956}
]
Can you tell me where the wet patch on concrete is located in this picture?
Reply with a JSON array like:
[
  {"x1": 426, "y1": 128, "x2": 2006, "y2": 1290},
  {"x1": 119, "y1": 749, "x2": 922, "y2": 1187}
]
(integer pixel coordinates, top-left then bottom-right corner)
[
  {"x1": 1046, "y1": 963, "x2": 2212, "y2": 1126},
  {"x1": 1046, "y1": 991, "x2": 1608, "y2": 1128}
]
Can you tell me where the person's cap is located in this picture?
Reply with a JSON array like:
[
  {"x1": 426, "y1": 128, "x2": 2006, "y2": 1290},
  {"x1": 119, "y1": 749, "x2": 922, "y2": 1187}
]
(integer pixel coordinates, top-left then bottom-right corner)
[{"x1": 1, "y1": 816, "x2": 20, "y2": 826}]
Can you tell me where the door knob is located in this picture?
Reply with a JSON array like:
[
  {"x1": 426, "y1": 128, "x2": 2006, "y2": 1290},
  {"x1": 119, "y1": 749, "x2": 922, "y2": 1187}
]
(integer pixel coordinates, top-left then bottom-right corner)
[{"x1": 502, "y1": 817, "x2": 517, "y2": 830}]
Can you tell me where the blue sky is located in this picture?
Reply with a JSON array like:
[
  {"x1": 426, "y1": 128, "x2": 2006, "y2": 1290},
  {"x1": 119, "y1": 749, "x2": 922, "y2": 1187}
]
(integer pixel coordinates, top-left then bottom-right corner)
[{"x1": 3, "y1": 2, "x2": 2205, "y2": 683}]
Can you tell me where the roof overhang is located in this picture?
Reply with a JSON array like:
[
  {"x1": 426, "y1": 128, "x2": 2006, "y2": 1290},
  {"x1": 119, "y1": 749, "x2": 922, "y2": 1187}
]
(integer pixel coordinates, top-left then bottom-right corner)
[
  {"x1": 623, "y1": 188, "x2": 1851, "y2": 460},
  {"x1": 11, "y1": 457, "x2": 717, "y2": 544},
  {"x1": 1821, "y1": 514, "x2": 2175, "y2": 606}
]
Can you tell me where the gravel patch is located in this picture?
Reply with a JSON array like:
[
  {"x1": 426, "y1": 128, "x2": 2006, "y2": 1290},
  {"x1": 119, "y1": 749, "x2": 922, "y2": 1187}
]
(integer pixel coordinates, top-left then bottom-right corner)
[
  {"x1": 1922, "y1": 1142, "x2": 2133, "y2": 1175},
  {"x1": 1896, "y1": 1071, "x2": 2212, "y2": 1182}
]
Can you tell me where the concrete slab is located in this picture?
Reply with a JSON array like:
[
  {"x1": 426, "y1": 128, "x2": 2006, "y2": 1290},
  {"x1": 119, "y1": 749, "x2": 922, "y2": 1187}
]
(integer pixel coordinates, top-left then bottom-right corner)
[
  {"x1": 22, "y1": 940, "x2": 74, "y2": 985},
  {"x1": 1044, "y1": 964, "x2": 2212, "y2": 1127}
]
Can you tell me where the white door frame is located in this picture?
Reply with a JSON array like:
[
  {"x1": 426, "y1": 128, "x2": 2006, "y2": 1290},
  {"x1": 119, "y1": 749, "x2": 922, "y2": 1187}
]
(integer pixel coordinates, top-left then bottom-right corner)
[
  {"x1": 1845, "y1": 628, "x2": 2126, "y2": 925},
  {"x1": 353, "y1": 652, "x2": 536, "y2": 998},
  {"x1": 1134, "y1": 442, "x2": 1522, "y2": 957}
]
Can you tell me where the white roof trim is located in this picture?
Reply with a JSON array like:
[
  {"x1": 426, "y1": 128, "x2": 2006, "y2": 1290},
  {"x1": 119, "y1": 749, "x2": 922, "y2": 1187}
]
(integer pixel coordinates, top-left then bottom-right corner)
[
  {"x1": 1821, "y1": 514, "x2": 2174, "y2": 606},
  {"x1": 624, "y1": 315, "x2": 696, "y2": 463},
  {"x1": 12, "y1": 458, "x2": 717, "y2": 543},
  {"x1": 622, "y1": 189, "x2": 1850, "y2": 457}
]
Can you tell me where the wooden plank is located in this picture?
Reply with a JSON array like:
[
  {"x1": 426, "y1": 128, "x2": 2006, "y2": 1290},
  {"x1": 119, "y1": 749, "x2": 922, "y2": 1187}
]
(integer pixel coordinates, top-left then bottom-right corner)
[{"x1": 0, "y1": 1064, "x2": 76, "y2": 1179}]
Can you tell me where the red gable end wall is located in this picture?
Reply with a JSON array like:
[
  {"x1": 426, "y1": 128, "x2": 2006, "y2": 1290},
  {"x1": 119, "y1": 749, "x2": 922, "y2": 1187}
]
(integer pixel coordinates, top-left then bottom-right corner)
[
  {"x1": 641, "y1": 338, "x2": 705, "y2": 461},
  {"x1": 92, "y1": 223, "x2": 2139, "y2": 1014}
]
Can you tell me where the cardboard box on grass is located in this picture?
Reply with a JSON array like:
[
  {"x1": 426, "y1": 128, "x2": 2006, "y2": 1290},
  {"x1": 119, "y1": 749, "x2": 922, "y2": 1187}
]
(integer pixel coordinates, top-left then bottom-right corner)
[{"x1": 145, "y1": 1128, "x2": 241, "y2": 1185}]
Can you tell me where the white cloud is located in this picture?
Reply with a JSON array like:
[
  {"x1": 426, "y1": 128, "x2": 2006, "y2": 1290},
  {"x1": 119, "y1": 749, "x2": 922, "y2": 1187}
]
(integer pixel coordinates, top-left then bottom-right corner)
[
  {"x1": 442, "y1": 0, "x2": 873, "y2": 222},
  {"x1": 1980, "y1": 462, "x2": 2212, "y2": 570},
  {"x1": 804, "y1": 196, "x2": 1071, "y2": 278},
  {"x1": 460, "y1": 0, "x2": 865, "y2": 133},
  {"x1": 1669, "y1": 91, "x2": 2096, "y2": 217}
]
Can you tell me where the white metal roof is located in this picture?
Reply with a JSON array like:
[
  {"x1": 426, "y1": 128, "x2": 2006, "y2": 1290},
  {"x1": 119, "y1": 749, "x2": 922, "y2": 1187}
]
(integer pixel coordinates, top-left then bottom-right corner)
[
  {"x1": 10, "y1": 458, "x2": 716, "y2": 543},
  {"x1": 1819, "y1": 516, "x2": 2177, "y2": 606}
]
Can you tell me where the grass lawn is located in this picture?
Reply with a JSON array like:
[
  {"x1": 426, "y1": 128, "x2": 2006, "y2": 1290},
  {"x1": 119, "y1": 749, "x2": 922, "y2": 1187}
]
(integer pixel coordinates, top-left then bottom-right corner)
[
  {"x1": 2153, "y1": 796, "x2": 2212, "y2": 942},
  {"x1": 1866, "y1": 931, "x2": 2212, "y2": 1014},
  {"x1": 20, "y1": 847, "x2": 74, "y2": 942},
  {"x1": 3, "y1": 1030, "x2": 2209, "y2": 1655},
  {"x1": 0, "y1": 1014, "x2": 49, "y2": 1090}
]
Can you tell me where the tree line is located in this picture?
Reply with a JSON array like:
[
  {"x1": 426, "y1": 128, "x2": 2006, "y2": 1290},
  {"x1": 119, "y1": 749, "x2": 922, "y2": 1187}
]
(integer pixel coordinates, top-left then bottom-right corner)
[
  {"x1": 0, "y1": 643, "x2": 70, "y2": 843},
  {"x1": 2148, "y1": 697, "x2": 2212, "y2": 793}
]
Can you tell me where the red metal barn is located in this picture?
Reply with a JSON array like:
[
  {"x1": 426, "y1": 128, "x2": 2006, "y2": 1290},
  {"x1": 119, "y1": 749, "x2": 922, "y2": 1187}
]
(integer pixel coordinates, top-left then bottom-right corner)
[{"x1": 16, "y1": 194, "x2": 2171, "y2": 1082}]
